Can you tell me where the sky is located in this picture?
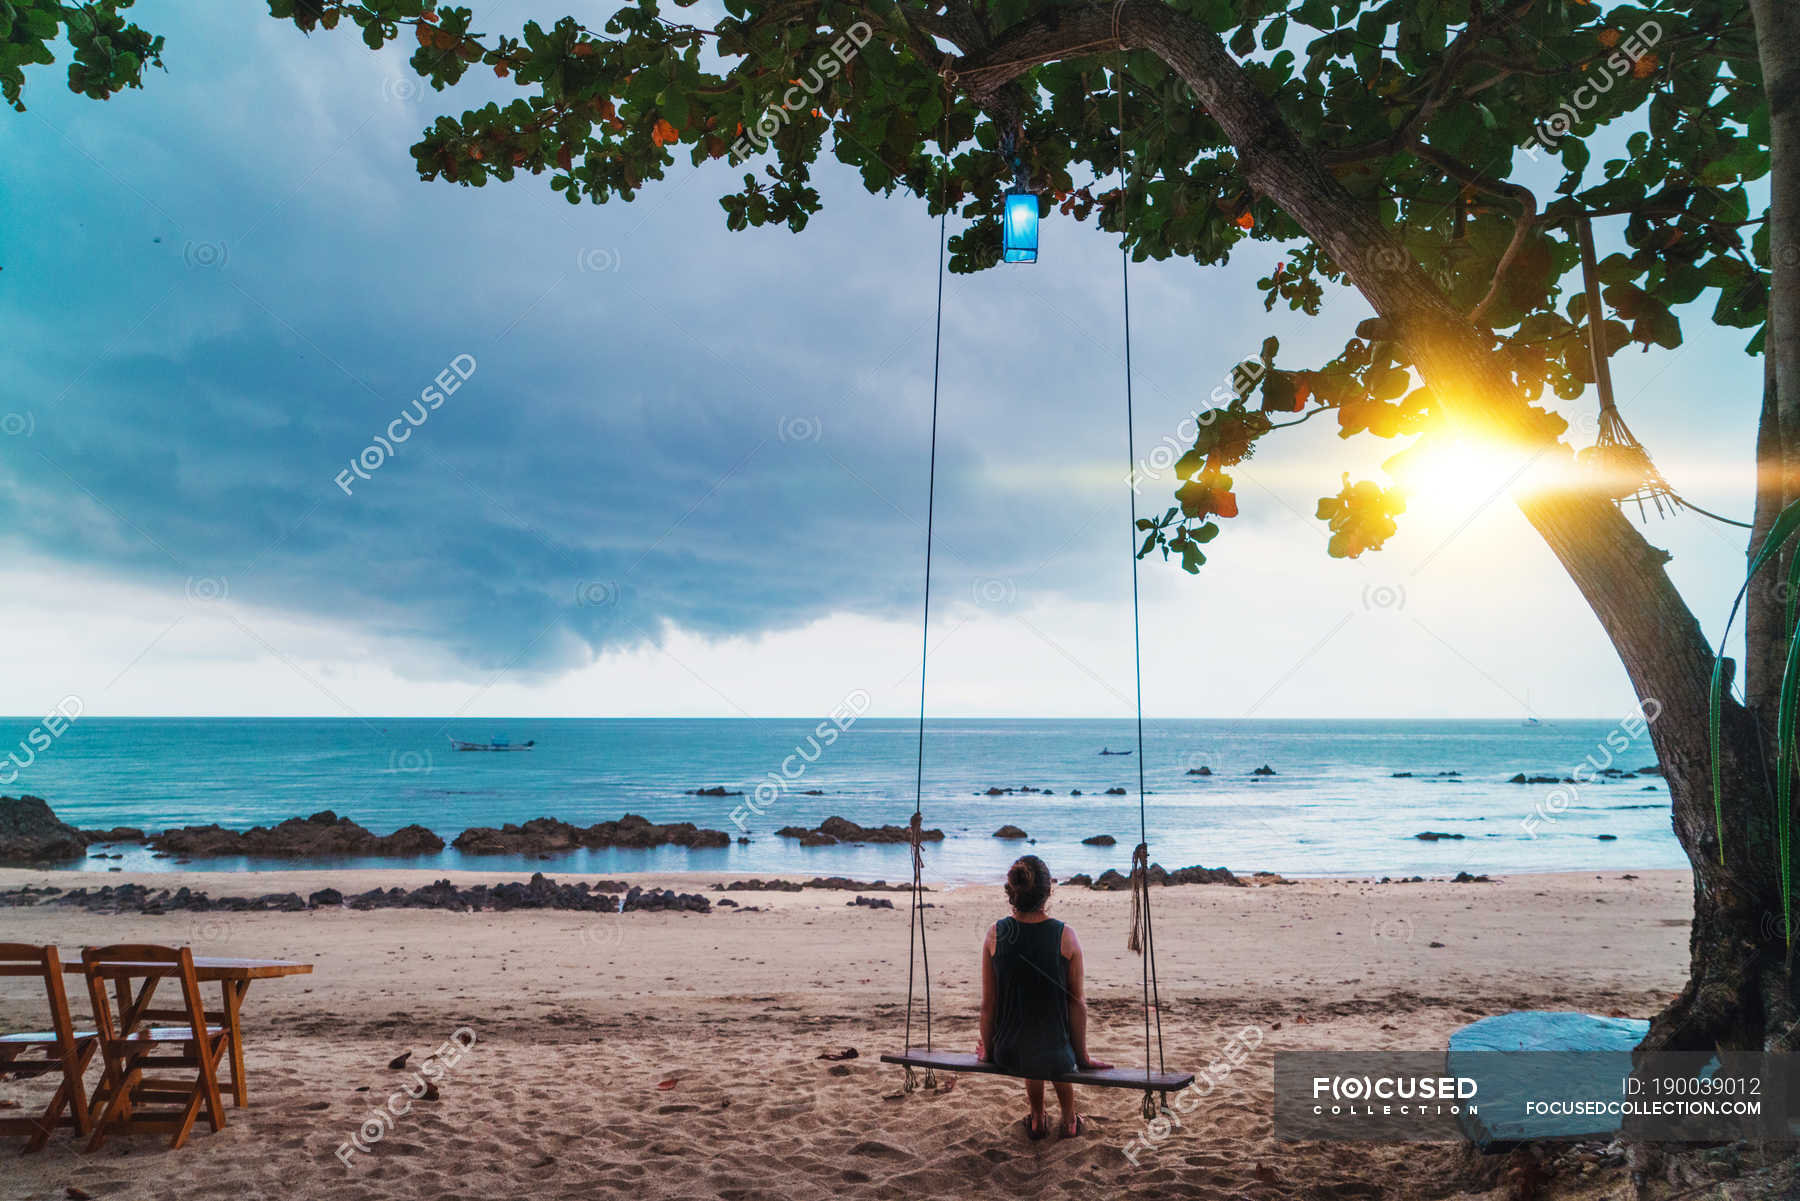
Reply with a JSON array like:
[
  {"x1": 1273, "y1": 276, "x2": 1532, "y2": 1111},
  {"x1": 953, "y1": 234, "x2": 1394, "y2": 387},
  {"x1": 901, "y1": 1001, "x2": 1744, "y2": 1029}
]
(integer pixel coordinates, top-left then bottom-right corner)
[{"x1": 0, "y1": 5, "x2": 1766, "y2": 720}]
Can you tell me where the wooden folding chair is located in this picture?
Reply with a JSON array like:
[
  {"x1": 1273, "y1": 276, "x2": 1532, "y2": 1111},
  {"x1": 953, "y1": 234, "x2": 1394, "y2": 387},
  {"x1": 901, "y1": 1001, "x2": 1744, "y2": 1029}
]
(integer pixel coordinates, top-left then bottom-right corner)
[
  {"x1": 81, "y1": 945, "x2": 228, "y2": 1151},
  {"x1": 0, "y1": 944, "x2": 96, "y2": 1152}
]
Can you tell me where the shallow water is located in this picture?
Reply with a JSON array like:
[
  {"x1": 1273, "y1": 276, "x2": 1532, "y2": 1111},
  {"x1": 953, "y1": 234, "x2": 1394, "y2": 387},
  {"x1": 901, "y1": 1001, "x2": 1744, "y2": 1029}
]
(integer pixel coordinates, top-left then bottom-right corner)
[{"x1": 0, "y1": 717, "x2": 1680, "y2": 883}]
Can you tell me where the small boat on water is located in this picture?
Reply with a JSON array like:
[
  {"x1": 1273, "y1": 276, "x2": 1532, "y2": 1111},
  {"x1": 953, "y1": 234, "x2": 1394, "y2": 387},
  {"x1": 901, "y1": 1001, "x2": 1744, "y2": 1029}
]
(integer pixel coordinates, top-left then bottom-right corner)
[
  {"x1": 448, "y1": 735, "x2": 536, "y2": 752},
  {"x1": 1098, "y1": 747, "x2": 1133, "y2": 755}
]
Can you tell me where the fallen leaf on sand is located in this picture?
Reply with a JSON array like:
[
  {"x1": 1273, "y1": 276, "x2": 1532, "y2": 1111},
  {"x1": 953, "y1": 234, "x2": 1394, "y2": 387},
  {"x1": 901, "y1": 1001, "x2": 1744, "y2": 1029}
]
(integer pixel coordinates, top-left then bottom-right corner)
[
  {"x1": 388, "y1": 1051, "x2": 412, "y2": 1070},
  {"x1": 1293, "y1": 1015, "x2": 1309, "y2": 1024},
  {"x1": 66, "y1": 1189, "x2": 93, "y2": 1200},
  {"x1": 1253, "y1": 1165, "x2": 1279, "y2": 1184},
  {"x1": 657, "y1": 1078, "x2": 678, "y2": 1090},
  {"x1": 817, "y1": 1048, "x2": 859, "y2": 1061},
  {"x1": 421, "y1": 1082, "x2": 440, "y2": 1101}
]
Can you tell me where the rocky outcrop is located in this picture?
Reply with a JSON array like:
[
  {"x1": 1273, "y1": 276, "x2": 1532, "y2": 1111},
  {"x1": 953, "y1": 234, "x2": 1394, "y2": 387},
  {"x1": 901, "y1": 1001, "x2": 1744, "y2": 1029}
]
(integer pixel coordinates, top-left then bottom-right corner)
[
  {"x1": 1413, "y1": 831, "x2": 1465, "y2": 841},
  {"x1": 713, "y1": 877, "x2": 916, "y2": 892},
  {"x1": 993, "y1": 825, "x2": 1029, "y2": 839},
  {"x1": 451, "y1": 814, "x2": 728, "y2": 854},
  {"x1": 0, "y1": 873, "x2": 707, "y2": 915},
  {"x1": 774, "y1": 817, "x2": 943, "y2": 845},
  {"x1": 1081, "y1": 834, "x2": 1116, "y2": 846},
  {"x1": 1251, "y1": 765, "x2": 1277, "y2": 776},
  {"x1": 0, "y1": 796, "x2": 88, "y2": 864},
  {"x1": 686, "y1": 786, "x2": 743, "y2": 797},
  {"x1": 150, "y1": 811, "x2": 445, "y2": 858},
  {"x1": 1185, "y1": 766, "x2": 1212, "y2": 776},
  {"x1": 82, "y1": 826, "x2": 147, "y2": 844},
  {"x1": 1066, "y1": 863, "x2": 1245, "y2": 889}
]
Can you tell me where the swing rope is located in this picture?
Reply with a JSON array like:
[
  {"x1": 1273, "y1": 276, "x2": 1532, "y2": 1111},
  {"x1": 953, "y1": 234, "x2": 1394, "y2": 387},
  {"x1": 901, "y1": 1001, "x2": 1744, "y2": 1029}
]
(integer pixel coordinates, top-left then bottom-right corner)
[
  {"x1": 1112, "y1": 10, "x2": 1168, "y2": 1116},
  {"x1": 900, "y1": 48, "x2": 1167, "y2": 1111},
  {"x1": 901, "y1": 123, "x2": 950, "y2": 1094}
]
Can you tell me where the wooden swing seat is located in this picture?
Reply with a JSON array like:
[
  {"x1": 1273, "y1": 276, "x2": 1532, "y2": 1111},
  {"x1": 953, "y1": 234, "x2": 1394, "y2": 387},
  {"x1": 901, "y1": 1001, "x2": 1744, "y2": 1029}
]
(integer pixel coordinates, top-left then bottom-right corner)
[{"x1": 881, "y1": 1049, "x2": 1193, "y2": 1091}]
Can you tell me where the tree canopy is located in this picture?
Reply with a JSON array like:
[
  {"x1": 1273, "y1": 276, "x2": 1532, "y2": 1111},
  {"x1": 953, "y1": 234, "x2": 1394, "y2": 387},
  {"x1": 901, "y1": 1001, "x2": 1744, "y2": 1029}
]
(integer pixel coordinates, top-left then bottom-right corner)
[{"x1": 6, "y1": 0, "x2": 1770, "y2": 569}]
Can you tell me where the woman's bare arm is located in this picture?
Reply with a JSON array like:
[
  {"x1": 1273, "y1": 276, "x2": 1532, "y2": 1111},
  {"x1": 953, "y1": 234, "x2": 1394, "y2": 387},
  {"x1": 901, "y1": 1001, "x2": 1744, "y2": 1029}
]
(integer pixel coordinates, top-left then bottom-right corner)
[
  {"x1": 976, "y1": 923, "x2": 997, "y2": 1060},
  {"x1": 1064, "y1": 925, "x2": 1110, "y2": 1070}
]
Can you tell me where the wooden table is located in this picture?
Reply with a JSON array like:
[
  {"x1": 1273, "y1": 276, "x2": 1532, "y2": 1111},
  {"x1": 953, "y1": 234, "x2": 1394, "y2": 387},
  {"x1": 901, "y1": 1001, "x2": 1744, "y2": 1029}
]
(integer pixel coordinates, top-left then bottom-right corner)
[{"x1": 65, "y1": 956, "x2": 312, "y2": 1107}]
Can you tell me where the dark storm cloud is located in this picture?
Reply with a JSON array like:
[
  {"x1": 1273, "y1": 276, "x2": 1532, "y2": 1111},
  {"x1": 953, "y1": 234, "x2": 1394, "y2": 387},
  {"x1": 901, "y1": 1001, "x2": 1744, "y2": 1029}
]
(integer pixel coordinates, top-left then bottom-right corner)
[{"x1": 0, "y1": 7, "x2": 1296, "y2": 679}]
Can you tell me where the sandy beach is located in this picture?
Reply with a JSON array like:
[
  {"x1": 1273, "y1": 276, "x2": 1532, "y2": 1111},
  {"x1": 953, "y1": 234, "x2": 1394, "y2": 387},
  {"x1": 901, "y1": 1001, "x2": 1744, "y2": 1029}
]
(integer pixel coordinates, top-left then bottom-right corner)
[{"x1": 0, "y1": 867, "x2": 1713, "y2": 1200}]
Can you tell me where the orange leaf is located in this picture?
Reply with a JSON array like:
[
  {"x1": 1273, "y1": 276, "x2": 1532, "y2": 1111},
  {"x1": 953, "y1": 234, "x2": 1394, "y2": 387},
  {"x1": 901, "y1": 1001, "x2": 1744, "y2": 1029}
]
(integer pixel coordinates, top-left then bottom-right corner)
[
  {"x1": 1631, "y1": 52, "x2": 1659, "y2": 78},
  {"x1": 652, "y1": 118, "x2": 678, "y2": 146},
  {"x1": 1214, "y1": 490, "x2": 1239, "y2": 519},
  {"x1": 657, "y1": 1078, "x2": 677, "y2": 1089},
  {"x1": 1596, "y1": 28, "x2": 1621, "y2": 47},
  {"x1": 556, "y1": 145, "x2": 572, "y2": 172},
  {"x1": 1235, "y1": 212, "x2": 1255, "y2": 230}
]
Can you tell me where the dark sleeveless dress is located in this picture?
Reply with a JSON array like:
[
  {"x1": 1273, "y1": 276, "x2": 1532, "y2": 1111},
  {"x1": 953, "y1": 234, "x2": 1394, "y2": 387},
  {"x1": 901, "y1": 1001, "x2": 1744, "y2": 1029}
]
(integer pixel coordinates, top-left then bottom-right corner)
[{"x1": 988, "y1": 915, "x2": 1077, "y2": 1079}]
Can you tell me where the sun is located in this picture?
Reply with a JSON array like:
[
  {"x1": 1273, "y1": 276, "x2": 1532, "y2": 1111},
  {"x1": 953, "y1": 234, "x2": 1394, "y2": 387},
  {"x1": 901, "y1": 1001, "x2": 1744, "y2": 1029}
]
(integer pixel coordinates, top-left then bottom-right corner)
[{"x1": 1387, "y1": 435, "x2": 1560, "y2": 510}]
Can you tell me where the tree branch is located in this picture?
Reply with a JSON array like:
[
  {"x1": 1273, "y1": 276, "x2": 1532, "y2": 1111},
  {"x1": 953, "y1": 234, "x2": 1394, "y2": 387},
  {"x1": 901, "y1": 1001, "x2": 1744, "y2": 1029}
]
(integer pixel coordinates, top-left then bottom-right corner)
[
  {"x1": 1411, "y1": 140, "x2": 1540, "y2": 326},
  {"x1": 947, "y1": 0, "x2": 1718, "y2": 733}
]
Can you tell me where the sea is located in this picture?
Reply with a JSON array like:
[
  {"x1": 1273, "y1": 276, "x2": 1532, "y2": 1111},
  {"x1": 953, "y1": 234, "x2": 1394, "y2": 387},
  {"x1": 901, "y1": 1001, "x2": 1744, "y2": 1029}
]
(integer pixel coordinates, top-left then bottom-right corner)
[{"x1": 0, "y1": 717, "x2": 1684, "y2": 884}]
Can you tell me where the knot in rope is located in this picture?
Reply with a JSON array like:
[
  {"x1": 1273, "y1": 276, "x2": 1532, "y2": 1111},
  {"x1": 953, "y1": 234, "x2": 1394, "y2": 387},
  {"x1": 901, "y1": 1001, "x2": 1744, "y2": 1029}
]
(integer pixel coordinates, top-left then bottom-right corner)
[{"x1": 1127, "y1": 841, "x2": 1150, "y2": 955}]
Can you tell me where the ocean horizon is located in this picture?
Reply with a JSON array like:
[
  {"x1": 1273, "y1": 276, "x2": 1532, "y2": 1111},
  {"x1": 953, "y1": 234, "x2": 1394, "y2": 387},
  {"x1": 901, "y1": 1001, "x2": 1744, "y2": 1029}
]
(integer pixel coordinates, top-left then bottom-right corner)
[{"x1": 1, "y1": 716, "x2": 1678, "y2": 883}]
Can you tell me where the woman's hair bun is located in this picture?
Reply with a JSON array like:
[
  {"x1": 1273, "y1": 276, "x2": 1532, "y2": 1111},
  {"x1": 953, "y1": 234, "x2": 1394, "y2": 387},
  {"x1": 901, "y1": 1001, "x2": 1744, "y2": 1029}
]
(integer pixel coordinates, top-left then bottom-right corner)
[{"x1": 1004, "y1": 854, "x2": 1053, "y2": 913}]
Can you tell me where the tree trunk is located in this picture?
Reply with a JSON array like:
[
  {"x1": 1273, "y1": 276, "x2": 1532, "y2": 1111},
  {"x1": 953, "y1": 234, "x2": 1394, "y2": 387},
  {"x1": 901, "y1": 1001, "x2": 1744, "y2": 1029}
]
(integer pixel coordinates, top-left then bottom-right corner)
[{"x1": 949, "y1": 0, "x2": 1798, "y2": 1049}]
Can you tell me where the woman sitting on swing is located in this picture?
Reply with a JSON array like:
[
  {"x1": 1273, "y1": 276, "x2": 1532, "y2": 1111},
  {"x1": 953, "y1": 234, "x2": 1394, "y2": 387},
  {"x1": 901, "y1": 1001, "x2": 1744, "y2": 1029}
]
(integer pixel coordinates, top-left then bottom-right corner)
[{"x1": 975, "y1": 855, "x2": 1110, "y2": 1138}]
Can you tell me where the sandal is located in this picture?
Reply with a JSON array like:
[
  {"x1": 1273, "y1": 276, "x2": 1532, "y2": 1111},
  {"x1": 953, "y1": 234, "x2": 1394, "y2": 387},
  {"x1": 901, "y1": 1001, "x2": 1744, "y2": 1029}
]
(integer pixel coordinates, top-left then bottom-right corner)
[
  {"x1": 1025, "y1": 1113, "x2": 1049, "y2": 1141},
  {"x1": 1060, "y1": 1114, "x2": 1085, "y2": 1139}
]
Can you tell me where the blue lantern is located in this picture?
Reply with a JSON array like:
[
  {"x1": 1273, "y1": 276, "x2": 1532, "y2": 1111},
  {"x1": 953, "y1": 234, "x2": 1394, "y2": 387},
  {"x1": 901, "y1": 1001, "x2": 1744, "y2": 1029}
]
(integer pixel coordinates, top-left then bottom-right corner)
[{"x1": 1003, "y1": 189, "x2": 1039, "y2": 264}]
